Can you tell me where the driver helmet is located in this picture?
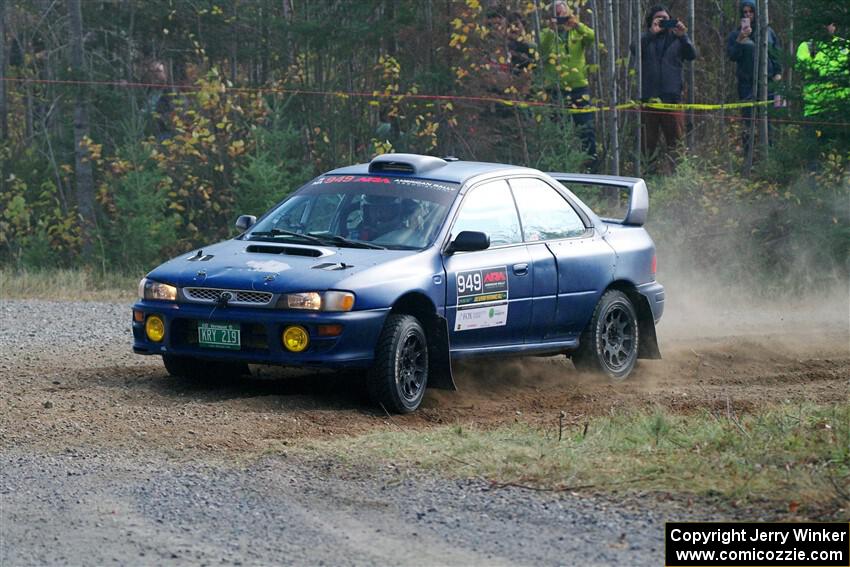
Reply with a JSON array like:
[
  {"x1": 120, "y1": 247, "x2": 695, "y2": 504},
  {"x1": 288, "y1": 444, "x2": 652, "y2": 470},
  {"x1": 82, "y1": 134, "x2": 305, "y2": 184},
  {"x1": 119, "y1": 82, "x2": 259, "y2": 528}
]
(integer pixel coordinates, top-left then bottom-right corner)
[{"x1": 362, "y1": 195, "x2": 402, "y2": 225}]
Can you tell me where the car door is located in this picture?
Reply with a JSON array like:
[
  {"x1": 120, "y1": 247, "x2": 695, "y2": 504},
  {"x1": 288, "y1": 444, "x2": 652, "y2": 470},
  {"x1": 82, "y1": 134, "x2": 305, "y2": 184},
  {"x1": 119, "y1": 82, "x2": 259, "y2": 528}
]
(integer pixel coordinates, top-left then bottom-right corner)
[
  {"x1": 442, "y1": 179, "x2": 533, "y2": 350},
  {"x1": 509, "y1": 176, "x2": 616, "y2": 338}
]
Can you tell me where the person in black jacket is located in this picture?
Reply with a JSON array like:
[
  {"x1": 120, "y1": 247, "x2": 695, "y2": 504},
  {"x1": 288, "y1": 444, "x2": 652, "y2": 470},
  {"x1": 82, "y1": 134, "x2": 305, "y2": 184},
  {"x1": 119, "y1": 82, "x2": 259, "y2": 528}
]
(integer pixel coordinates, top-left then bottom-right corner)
[
  {"x1": 726, "y1": 0, "x2": 782, "y2": 153},
  {"x1": 727, "y1": 1, "x2": 782, "y2": 102},
  {"x1": 632, "y1": 5, "x2": 697, "y2": 172}
]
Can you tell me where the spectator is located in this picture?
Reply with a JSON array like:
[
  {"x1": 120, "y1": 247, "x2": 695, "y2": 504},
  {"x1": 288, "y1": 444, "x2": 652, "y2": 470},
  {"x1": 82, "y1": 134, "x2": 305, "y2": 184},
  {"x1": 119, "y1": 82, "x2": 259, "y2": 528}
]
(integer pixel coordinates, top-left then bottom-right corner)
[
  {"x1": 143, "y1": 60, "x2": 177, "y2": 141},
  {"x1": 796, "y1": 21, "x2": 850, "y2": 119},
  {"x1": 539, "y1": 1, "x2": 597, "y2": 171},
  {"x1": 506, "y1": 12, "x2": 534, "y2": 77},
  {"x1": 726, "y1": 0, "x2": 782, "y2": 152},
  {"x1": 481, "y1": 7, "x2": 513, "y2": 109},
  {"x1": 632, "y1": 5, "x2": 696, "y2": 172},
  {"x1": 480, "y1": 9, "x2": 534, "y2": 108}
]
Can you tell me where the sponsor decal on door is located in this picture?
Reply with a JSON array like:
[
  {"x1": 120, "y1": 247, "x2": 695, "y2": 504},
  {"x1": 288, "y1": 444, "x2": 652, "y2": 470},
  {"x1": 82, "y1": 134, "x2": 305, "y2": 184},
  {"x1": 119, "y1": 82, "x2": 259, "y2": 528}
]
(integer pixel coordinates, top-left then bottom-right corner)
[{"x1": 455, "y1": 266, "x2": 509, "y2": 331}]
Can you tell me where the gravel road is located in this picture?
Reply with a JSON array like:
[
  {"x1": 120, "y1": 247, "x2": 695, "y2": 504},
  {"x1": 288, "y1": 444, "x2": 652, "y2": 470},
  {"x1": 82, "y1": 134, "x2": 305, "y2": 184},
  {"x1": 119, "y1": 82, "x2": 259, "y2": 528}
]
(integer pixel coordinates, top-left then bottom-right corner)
[
  {"x1": 0, "y1": 299, "x2": 675, "y2": 566},
  {"x1": 1, "y1": 298, "x2": 847, "y2": 566},
  {"x1": 1, "y1": 448, "x2": 669, "y2": 566}
]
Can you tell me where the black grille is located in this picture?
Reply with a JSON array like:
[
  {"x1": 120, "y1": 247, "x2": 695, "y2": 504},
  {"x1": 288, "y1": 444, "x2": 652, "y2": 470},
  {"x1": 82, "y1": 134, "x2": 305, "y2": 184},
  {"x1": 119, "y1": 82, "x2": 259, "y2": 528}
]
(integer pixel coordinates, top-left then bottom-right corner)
[{"x1": 184, "y1": 287, "x2": 273, "y2": 306}]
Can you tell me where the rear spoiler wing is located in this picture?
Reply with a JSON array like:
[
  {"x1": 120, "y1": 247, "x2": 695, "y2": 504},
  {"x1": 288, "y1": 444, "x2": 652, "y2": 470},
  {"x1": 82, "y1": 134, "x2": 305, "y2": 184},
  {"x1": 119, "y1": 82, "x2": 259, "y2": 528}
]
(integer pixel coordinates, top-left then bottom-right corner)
[{"x1": 546, "y1": 173, "x2": 649, "y2": 227}]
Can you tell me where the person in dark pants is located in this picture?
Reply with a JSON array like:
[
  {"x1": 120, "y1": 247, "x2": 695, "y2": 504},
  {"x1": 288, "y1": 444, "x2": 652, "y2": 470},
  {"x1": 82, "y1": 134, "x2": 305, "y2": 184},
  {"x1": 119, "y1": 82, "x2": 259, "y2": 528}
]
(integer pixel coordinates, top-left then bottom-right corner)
[
  {"x1": 539, "y1": 1, "x2": 597, "y2": 172},
  {"x1": 726, "y1": 0, "x2": 782, "y2": 153},
  {"x1": 143, "y1": 60, "x2": 178, "y2": 142},
  {"x1": 632, "y1": 5, "x2": 697, "y2": 173},
  {"x1": 506, "y1": 12, "x2": 534, "y2": 77}
]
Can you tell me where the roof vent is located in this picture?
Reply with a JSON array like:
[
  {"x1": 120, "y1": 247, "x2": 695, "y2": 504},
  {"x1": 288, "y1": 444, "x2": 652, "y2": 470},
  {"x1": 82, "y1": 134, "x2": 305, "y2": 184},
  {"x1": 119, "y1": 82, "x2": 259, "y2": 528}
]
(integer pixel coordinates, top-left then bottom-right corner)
[{"x1": 369, "y1": 153, "x2": 447, "y2": 175}]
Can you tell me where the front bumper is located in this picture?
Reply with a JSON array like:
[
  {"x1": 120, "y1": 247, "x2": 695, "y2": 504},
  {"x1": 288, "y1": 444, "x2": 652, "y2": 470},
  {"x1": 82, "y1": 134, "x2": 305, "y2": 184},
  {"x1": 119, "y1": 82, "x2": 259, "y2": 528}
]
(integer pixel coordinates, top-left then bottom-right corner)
[
  {"x1": 132, "y1": 300, "x2": 389, "y2": 368},
  {"x1": 636, "y1": 281, "x2": 665, "y2": 323}
]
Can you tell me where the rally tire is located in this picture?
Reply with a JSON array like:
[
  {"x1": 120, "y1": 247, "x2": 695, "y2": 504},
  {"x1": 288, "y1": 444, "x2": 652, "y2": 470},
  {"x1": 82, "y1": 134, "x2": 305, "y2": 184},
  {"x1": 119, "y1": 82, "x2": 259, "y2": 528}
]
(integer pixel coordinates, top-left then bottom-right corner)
[
  {"x1": 573, "y1": 290, "x2": 639, "y2": 380},
  {"x1": 368, "y1": 314, "x2": 429, "y2": 414},
  {"x1": 162, "y1": 354, "x2": 247, "y2": 382}
]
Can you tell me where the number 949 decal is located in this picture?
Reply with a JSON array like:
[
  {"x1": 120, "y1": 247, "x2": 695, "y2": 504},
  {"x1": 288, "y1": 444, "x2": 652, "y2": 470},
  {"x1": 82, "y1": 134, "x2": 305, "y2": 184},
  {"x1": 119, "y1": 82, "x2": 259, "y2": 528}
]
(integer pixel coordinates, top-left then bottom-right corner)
[{"x1": 456, "y1": 266, "x2": 508, "y2": 303}]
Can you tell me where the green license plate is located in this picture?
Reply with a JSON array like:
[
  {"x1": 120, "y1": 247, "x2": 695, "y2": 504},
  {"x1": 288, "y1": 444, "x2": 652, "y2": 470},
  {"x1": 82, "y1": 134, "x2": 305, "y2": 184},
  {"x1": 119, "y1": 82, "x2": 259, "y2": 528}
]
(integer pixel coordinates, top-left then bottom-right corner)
[{"x1": 197, "y1": 322, "x2": 241, "y2": 350}]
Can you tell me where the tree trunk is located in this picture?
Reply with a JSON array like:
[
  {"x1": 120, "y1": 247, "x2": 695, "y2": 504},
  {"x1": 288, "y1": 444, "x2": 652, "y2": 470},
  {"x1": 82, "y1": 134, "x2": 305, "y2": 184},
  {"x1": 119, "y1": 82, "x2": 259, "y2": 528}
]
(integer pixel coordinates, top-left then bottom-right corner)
[
  {"x1": 606, "y1": 0, "x2": 619, "y2": 175},
  {"x1": 787, "y1": 0, "x2": 794, "y2": 90},
  {"x1": 686, "y1": 0, "x2": 695, "y2": 149},
  {"x1": 229, "y1": 2, "x2": 238, "y2": 84},
  {"x1": 759, "y1": 0, "x2": 770, "y2": 158},
  {"x1": 0, "y1": 0, "x2": 7, "y2": 144},
  {"x1": 743, "y1": 0, "x2": 761, "y2": 176},
  {"x1": 282, "y1": 0, "x2": 294, "y2": 67},
  {"x1": 589, "y1": 0, "x2": 604, "y2": 165},
  {"x1": 531, "y1": 0, "x2": 542, "y2": 47},
  {"x1": 68, "y1": 0, "x2": 96, "y2": 258},
  {"x1": 634, "y1": 0, "x2": 641, "y2": 177}
]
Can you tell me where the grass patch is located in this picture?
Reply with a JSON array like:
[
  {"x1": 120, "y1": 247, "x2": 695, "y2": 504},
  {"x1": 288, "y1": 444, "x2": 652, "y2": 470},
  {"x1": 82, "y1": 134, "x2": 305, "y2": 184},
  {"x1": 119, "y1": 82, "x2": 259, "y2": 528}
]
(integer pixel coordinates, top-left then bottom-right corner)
[
  {"x1": 315, "y1": 403, "x2": 850, "y2": 518},
  {"x1": 0, "y1": 268, "x2": 138, "y2": 301}
]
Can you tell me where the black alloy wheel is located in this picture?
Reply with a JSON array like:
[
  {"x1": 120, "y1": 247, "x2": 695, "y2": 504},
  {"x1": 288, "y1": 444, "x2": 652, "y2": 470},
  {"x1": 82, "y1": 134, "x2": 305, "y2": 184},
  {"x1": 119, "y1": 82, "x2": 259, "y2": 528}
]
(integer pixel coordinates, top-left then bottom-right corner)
[
  {"x1": 397, "y1": 331, "x2": 428, "y2": 404},
  {"x1": 369, "y1": 314, "x2": 429, "y2": 413},
  {"x1": 573, "y1": 290, "x2": 639, "y2": 380}
]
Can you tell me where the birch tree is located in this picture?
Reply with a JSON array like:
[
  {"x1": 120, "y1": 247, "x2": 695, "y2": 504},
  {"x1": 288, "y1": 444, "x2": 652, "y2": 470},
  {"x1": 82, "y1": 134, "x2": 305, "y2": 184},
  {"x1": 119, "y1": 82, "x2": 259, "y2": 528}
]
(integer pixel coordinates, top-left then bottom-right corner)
[
  {"x1": 743, "y1": 0, "x2": 762, "y2": 176},
  {"x1": 634, "y1": 0, "x2": 641, "y2": 177},
  {"x1": 0, "y1": 0, "x2": 7, "y2": 144},
  {"x1": 686, "y1": 0, "x2": 695, "y2": 148},
  {"x1": 68, "y1": 0, "x2": 95, "y2": 257},
  {"x1": 759, "y1": 0, "x2": 770, "y2": 158},
  {"x1": 606, "y1": 0, "x2": 619, "y2": 174}
]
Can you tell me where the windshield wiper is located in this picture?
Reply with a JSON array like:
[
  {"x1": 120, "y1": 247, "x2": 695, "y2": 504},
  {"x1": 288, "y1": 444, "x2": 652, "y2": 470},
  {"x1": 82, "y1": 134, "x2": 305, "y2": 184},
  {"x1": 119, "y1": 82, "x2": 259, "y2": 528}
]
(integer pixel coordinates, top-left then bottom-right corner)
[
  {"x1": 307, "y1": 233, "x2": 386, "y2": 250},
  {"x1": 247, "y1": 228, "x2": 325, "y2": 245},
  {"x1": 249, "y1": 229, "x2": 386, "y2": 249}
]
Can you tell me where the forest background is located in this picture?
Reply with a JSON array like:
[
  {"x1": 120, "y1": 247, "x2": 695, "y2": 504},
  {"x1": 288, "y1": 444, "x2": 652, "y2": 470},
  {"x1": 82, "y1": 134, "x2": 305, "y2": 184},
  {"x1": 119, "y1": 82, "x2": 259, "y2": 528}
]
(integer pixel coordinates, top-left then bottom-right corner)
[{"x1": 0, "y1": 0, "x2": 847, "y2": 295}]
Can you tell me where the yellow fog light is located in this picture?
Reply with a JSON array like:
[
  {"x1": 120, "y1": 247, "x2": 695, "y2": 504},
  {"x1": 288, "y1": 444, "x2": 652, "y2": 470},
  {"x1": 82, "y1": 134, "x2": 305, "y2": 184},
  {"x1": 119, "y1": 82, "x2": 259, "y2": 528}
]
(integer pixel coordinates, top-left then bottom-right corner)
[
  {"x1": 282, "y1": 325, "x2": 309, "y2": 352},
  {"x1": 145, "y1": 315, "x2": 165, "y2": 342}
]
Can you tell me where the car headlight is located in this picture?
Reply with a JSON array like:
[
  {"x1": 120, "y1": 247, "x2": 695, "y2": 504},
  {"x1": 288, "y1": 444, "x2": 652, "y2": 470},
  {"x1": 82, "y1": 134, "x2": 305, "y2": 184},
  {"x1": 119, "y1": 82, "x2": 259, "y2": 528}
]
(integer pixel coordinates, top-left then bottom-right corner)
[
  {"x1": 139, "y1": 278, "x2": 178, "y2": 301},
  {"x1": 279, "y1": 291, "x2": 355, "y2": 312}
]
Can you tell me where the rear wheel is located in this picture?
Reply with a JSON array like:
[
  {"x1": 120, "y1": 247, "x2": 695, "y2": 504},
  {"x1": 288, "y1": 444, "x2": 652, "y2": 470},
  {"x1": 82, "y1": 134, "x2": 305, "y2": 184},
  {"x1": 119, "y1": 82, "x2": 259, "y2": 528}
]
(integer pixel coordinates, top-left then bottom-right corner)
[
  {"x1": 572, "y1": 290, "x2": 639, "y2": 380},
  {"x1": 368, "y1": 314, "x2": 429, "y2": 413},
  {"x1": 162, "y1": 354, "x2": 248, "y2": 382}
]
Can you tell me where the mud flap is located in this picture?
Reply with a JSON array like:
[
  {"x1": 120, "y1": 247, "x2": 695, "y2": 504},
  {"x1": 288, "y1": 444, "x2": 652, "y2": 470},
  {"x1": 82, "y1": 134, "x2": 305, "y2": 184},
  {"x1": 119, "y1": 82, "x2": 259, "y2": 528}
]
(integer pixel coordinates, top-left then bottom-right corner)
[
  {"x1": 634, "y1": 294, "x2": 662, "y2": 359},
  {"x1": 427, "y1": 315, "x2": 456, "y2": 390}
]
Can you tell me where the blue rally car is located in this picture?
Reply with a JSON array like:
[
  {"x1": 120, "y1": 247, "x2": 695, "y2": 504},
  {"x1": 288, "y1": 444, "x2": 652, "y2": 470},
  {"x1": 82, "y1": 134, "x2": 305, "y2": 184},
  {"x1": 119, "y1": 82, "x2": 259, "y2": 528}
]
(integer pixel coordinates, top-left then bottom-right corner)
[{"x1": 133, "y1": 154, "x2": 664, "y2": 412}]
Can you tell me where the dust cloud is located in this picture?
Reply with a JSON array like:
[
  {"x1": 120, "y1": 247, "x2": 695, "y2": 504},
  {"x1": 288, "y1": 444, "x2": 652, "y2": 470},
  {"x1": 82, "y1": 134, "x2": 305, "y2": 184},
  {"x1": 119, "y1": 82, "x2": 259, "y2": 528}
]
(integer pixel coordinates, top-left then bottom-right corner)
[{"x1": 447, "y1": 205, "x2": 849, "y2": 408}]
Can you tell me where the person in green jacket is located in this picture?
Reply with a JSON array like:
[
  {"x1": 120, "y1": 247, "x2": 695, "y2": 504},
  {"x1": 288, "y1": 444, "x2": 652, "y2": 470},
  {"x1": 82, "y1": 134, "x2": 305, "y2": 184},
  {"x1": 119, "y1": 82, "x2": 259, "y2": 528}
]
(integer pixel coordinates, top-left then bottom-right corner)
[
  {"x1": 796, "y1": 21, "x2": 850, "y2": 119},
  {"x1": 539, "y1": 1, "x2": 597, "y2": 171}
]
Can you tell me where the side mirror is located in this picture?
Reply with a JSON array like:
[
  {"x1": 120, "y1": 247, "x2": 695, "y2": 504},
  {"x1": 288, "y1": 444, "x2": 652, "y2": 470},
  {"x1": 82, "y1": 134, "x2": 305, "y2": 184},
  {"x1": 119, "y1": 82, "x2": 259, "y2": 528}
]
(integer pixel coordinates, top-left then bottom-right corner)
[
  {"x1": 447, "y1": 231, "x2": 490, "y2": 254},
  {"x1": 235, "y1": 215, "x2": 256, "y2": 231}
]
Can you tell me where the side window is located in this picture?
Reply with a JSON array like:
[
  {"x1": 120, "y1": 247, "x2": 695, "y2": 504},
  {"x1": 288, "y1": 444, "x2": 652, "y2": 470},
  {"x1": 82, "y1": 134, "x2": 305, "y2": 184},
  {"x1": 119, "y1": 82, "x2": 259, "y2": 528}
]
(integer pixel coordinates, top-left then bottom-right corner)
[
  {"x1": 509, "y1": 178, "x2": 587, "y2": 241},
  {"x1": 452, "y1": 180, "x2": 522, "y2": 246}
]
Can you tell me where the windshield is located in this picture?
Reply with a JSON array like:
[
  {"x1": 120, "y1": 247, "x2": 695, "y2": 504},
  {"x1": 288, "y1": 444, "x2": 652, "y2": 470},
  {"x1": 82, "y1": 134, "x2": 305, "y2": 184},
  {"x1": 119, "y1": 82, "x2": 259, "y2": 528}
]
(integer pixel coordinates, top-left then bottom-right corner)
[{"x1": 246, "y1": 175, "x2": 460, "y2": 250}]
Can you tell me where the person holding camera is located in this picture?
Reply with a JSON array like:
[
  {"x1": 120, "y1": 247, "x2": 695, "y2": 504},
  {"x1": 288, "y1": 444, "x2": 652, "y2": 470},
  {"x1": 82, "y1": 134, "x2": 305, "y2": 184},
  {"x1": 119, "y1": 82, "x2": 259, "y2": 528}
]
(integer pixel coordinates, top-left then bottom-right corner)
[
  {"x1": 632, "y1": 5, "x2": 697, "y2": 172},
  {"x1": 539, "y1": 1, "x2": 597, "y2": 172}
]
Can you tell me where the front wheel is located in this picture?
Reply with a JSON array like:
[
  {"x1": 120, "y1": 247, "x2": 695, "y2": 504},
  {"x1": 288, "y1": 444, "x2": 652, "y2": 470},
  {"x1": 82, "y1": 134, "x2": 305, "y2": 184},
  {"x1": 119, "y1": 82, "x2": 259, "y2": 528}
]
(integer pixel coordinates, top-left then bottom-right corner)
[
  {"x1": 572, "y1": 290, "x2": 639, "y2": 380},
  {"x1": 368, "y1": 314, "x2": 429, "y2": 413}
]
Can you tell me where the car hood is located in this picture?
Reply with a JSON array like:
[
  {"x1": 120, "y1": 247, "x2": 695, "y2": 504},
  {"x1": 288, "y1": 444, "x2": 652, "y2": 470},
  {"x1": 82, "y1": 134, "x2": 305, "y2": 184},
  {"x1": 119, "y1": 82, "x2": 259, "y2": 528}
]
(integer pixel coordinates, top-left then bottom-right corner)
[{"x1": 147, "y1": 239, "x2": 421, "y2": 294}]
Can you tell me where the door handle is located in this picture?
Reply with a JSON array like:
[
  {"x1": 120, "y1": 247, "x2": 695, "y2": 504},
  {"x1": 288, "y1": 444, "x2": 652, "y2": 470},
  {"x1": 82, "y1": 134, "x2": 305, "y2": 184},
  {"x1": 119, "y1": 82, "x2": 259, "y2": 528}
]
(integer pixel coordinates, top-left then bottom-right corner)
[{"x1": 513, "y1": 263, "x2": 529, "y2": 276}]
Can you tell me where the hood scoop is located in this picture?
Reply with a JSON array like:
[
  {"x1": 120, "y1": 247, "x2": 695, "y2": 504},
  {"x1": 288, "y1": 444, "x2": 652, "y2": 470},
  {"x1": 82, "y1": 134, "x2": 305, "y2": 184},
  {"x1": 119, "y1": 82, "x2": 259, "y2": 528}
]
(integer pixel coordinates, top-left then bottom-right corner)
[
  {"x1": 312, "y1": 262, "x2": 353, "y2": 271},
  {"x1": 246, "y1": 244, "x2": 324, "y2": 258}
]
